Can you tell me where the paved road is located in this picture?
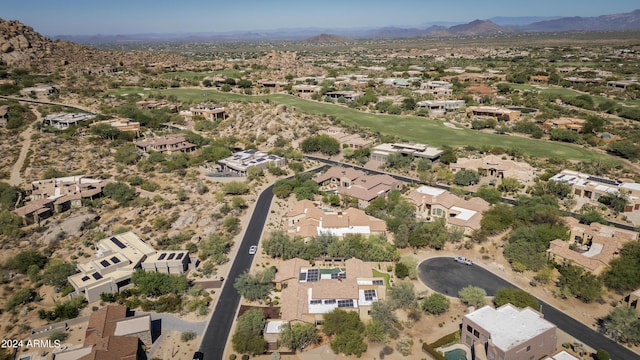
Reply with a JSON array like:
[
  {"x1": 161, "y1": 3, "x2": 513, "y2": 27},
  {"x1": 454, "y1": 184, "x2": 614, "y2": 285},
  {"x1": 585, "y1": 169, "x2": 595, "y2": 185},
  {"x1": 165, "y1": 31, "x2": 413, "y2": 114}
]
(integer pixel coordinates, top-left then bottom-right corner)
[
  {"x1": 419, "y1": 257, "x2": 640, "y2": 360},
  {"x1": 198, "y1": 184, "x2": 274, "y2": 360}
]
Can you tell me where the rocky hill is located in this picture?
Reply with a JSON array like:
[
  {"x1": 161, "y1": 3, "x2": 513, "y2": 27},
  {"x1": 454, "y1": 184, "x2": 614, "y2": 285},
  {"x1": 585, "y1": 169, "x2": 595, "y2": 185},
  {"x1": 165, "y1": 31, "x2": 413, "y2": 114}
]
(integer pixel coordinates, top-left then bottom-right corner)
[
  {"x1": 442, "y1": 20, "x2": 515, "y2": 36},
  {"x1": 305, "y1": 33, "x2": 353, "y2": 43},
  {"x1": 0, "y1": 18, "x2": 186, "y2": 71}
]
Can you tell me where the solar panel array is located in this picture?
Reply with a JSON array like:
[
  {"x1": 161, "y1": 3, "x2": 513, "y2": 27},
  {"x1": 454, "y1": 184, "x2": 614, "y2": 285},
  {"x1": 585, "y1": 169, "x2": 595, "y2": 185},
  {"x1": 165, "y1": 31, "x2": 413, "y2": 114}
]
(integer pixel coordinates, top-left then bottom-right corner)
[
  {"x1": 158, "y1": 253, "x2": 167, "y2": 260},
  {"x1": 299, "y1": 272, "x2": 307, "y2": 281},
  {"x1": 310, "y1": 299, "x2": 322, "y2": 305},
  {"x1": 372, "y1": 280, "x2": 384, "y2": 286},
  {"x1": 92, "y1": 273, "x2": 103, "y2": 280},
  {"x1": 364, "y1": 289, "x2": 376, "y2": 301},
  {"x1": 167, "y1": 253, "x2": 176, "y2": 260},
  {"x1": 306, "y1": 269, "x2": 319, "y2": 282},
  {"x1": 324, "y1": 299, "x2": 336, "y2": 304},
  {"x1": 110, "y1": 237, "x2": 126, "y2": 249},
  {"x1": 337, "y1": 299, "x2": 354, "y2": 308},
  {"x1": 100, "y1": 260, "x2": 110, "y2": 268},
  {"x1": 110, "y1": 256, "x2": 121, "y2": 264},
  {"x1": 330, "y1": 273, "x2": 346, "y2": 280},
  {"x1": 176, "y1": 253, "x2": 184, "y2": 260},
  {"x1": 587, "y1": 176, "x2": 620, "y2": 186}
]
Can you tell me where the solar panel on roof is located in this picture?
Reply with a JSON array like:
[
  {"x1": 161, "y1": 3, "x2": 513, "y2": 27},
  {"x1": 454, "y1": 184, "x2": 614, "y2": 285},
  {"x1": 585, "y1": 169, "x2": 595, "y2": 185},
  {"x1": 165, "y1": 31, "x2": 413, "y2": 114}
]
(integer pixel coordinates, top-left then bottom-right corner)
[
  {"x1": 306, "y1": 269, "x2": 319, "y2": 282},
  {"x1": 587, "y1": 176, "x2": 620, "y2": 186},
  {"x1": 337, "y1": 299, "x2": 354, "y2": 308},
  {"x1": 158, "y1": 253, "x2": 167, "y2": 260},
  {"x1": 110, "y1": 237, "x2": 126, "y2": 249},
  {"x1": 299, "y1": 272, "x2": 307, "y2": 281},
  {"x1": 100, "y1": 260, "x2": 110, "y2": 267},
  {"x1": 176, "y1": 253, "x2": 184, "y2": 260},
  {"x1": 372, "y1": 280, "x2": 384, "y2": 286},
  {"x1": 167, "y1": 253, "x2": 176, "y2": 260},
  {"x1": 81, "y1": 276, "x2": 90, "y2": 282},
  {"x1": 364, "y1": 289, "x2": 376, "y2": 301},
  {"x1": 92, "y1": 273, "x2": 103, "y2": 280},
  {"x1": 110, "y1": 256, "x2": 121, "y2": 264}
]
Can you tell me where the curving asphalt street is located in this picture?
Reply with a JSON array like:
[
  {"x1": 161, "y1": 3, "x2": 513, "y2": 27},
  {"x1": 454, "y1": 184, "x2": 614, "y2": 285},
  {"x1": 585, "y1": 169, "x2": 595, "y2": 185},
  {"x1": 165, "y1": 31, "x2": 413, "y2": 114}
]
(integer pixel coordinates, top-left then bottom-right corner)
[
  {"x1": 198, "y1": 184, "x2": 274, "y2": 360},
  {"x1": 419, "y1": 257, "x2": 640, "y2": 360}
]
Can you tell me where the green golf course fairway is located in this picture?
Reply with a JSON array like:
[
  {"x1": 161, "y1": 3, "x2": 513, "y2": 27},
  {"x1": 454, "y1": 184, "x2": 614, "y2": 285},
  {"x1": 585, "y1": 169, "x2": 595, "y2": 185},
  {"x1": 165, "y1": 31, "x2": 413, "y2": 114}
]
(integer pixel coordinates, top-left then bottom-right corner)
[{"x1": 109, "y1": 87, "x2": 619, "y2": 163}]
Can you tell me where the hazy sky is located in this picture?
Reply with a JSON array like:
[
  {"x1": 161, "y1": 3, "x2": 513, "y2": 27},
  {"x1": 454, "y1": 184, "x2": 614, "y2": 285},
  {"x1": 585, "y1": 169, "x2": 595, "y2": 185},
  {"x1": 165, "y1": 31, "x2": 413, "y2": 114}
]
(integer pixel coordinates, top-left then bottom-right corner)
[{"x1": 3, "y1": 0, "x2": 639, "y2": 36}]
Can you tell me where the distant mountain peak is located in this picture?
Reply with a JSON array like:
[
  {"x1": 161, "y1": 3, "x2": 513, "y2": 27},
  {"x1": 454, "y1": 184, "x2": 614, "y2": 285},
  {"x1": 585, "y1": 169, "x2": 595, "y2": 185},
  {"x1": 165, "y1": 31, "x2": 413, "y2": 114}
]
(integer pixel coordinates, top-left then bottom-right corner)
[
  {"x1": 305, "y1": 33, "x2": 353, "y2": 43},
  {"x1": 445, "y1": 19, "x2": 515, "y2": 36}
]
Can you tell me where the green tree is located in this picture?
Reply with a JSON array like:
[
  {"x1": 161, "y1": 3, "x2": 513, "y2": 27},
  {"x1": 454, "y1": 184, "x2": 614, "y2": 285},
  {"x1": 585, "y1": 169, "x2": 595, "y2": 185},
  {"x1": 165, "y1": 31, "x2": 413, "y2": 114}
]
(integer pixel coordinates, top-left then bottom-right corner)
[
  {"x1": 557, "y1": 264, "x2": 603, "y2": 302},
  {"x1": 385, "y1": 152, "x2": 413, "y2": 169},
  {"x1": 131, "y1": 270, "x2": 188, "y2": 296},
  {"x1": 598, "y1": 192, "x2": 629, "y2": 214},
  {"x1": 233, "y1": 267, "x2": 275, "y2": 302},
  {"x1": 601, "y1": 306, "x2": 640, "y2": 345},
  {"x1": 388, "y1": 281, "x2": 416, "y2": 310},
  {"x1": 323, "y1": 308, "x2": 364, "y2": 336},
  {"x1": 0, "y1": 210, "x2": 24, "y2": 238},
  {"x1": 454, "y1": 169, "x2": 479, "y2": 186},
  {"x1": 493, "y1": 288, "x2": 539, "y2": 309},
  {"x1": 222, "y1": 181, "x2": 250, "y2": 195},
  {"x1": 439, "y1": 146, "x2": 457, "y2": 165},
  {"x1": 603, "y1": 242, "x2": 640, "y2": 292},
  {"x1": 421, "y1": 293, "x2": 450, "y2": 315},
  {"x1": 5, "y1": 288, "x2": 35, "y2": 311},
  {"x1": 114, "y1": 143, "x2": 139, "y2": 164},
  {"x1": 6, "y1": 249, "x2": 47, "y2": 274},
  {"x1": 90, "y1": 123, "x2": 122, "y2": 139},
  {"x1": 41, "y1": 260, "x2": 76, "y2": 287},
  {"x1": 596, "y1": 349, "x2": 611, "y2": 360},
  {"x1": 498, "y1": 177, "x2": 523, "y2": 193},
  {"x1": 401, "y1": 98, "x2": 417, "y2": 111},
  {"x1": 103, "y1": 182, "x2": 137, "y2": 206},
  {"x1": 480, "y1": 203, "x2": 514, "y2": 234},
  {"x1": 370, "y1": 301, "x2": 398, "y2": 339},
  {"x1": 395, "y1": 262, "x2": 409, "y2": 279},
  {"x1": 279, "y1": 322, "x2": 319, "y2": 351},
  {"x1": 330, "y1": 330, "x2": 367, "y2": 357},
  {"x1": 608, "y1": 141, "x2": 640, "y2": 160},
  {"x1": 458, "y1": 285, "x2": 486, "y2": 308},
  {"x1": 300, "y1": 135, "x2": 340, "y2": 155},
  {"x1": 364, "y1": 320, "x2": 386, "y2": 343},
  {"x1": 232, "y1": 308, "x2": 267, "y2": 355},
  {"x1": 473, "y1": 185, "x2": 502, "y2": 204}
]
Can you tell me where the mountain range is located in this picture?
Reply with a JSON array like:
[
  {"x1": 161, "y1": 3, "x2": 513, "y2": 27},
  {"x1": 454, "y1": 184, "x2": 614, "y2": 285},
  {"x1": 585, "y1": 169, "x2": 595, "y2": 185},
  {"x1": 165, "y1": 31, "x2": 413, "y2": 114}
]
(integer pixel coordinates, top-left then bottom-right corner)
[{"x1": 9, "y1": 9, "x2": 640, "y2": 45}]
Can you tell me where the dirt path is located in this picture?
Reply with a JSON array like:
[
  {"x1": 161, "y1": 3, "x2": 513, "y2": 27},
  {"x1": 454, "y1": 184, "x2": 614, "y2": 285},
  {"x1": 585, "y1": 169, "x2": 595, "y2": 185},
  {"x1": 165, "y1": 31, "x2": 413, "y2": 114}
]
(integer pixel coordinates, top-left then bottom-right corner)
[{"x1": 9, "y1": 111, "x2": 38, "y2": 186}]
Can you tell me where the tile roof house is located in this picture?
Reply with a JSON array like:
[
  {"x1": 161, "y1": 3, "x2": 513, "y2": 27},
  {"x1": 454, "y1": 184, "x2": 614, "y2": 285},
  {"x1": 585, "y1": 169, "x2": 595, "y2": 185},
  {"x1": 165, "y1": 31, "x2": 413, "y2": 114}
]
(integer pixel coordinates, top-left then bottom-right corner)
[
  {"x1": 14, "y1": 176, "x2": 106, "y2": 224},
  {"x1": 285, "y1": 200, "x2": 387, "y2": 239},
  {"x1": 462, "y1": 304, "x2": 557, "y2": 360},
  {"x1": 406, "y1": 185, "x2": 490, "y2": 234},
  {"x1": 134, "y1": 133, "x2": 197, "y2": 154},
  {"x1": 318, "y1": 127, "x2": 372, "y2": 149},
  {"x1": 548, "y1": 217, "x2": 638, "y2": 275},
  {"x1": 52, "y1": 305, "x2": 150, "y2": 360},
  {"x1": 314, "y1": 166, "x2": 403, "y2": 208},
  {"x1": 274, "y1": 258, "x2": 386, "y2": 323}
]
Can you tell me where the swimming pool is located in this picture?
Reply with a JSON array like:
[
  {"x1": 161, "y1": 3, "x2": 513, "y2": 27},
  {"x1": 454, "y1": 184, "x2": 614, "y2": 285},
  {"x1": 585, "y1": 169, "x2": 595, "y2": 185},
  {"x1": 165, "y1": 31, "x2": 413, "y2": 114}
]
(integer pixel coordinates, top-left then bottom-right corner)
[{"x1": 444, "y1": 348, "x2": 467, "y2": 360}]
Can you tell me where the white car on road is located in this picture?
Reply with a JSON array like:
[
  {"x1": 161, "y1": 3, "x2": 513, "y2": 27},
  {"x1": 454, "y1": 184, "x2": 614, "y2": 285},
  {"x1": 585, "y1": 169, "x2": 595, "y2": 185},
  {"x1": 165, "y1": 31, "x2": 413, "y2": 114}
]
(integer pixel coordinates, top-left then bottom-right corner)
[
  {"x1": 248, "y1": 245, "x2": 258, "y2": 255},
  {"x1": 454, "y1": 256, "x2": 473, "y2": 265}
]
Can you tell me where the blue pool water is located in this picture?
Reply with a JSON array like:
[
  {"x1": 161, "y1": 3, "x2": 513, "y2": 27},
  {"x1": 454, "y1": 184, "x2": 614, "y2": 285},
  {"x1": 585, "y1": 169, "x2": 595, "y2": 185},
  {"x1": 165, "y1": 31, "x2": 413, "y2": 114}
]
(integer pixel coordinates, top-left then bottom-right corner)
[{"x1": 444, "y1": 348, "x2": 467, "y2": 360}]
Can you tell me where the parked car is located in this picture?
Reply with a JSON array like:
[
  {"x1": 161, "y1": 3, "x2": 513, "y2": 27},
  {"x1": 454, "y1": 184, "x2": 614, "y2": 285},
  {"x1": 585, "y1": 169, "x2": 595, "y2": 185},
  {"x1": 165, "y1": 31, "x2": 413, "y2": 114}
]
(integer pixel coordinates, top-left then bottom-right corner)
[
  {"x1": 249, "y1": 245, "x2": 257, "y2": 255},
  {"x1": 454, "y1": 256, "x2": 473, "y2": 265},
  {"x1": 192, "y1": 351, "x2": 204, "y2": 360}
]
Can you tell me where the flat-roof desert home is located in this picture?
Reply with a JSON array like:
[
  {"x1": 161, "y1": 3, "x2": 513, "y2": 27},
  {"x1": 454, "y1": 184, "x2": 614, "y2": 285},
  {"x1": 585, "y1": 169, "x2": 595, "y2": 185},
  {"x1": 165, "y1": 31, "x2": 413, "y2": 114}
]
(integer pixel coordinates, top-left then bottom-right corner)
[
  {"x1": 417, "y1": 100, "x2": 466, "y2": 115},
  {"x1": 90, "y1": 118, "x2": 141, "y2": 136},
  {"x1": 450, "y1": 155, "x2": 537, "y2": 184},
  {"x1": 550, "y1": 170, "x2": 640, "y2": 214},
  {"x1": 44, "y1": 112, "x2": 96, "y2": 130},
  {"x1": 218, "y1": 149, "x2": 285, "y2": 176},
  {"x1": 180, "y1": 104, "x2": 226, "y2": 121},
  {"x1": 462, "y1": 304, "x2": 557, "y2": 360},
  {"x1": 20, "y1": 83, "x2": 58, "y2": 97},
  {"x1": 68, "y1": 232, "x2": 190, "y2": 302},
  {"x1": 274, "y1": 257, "x2": 386, "y2": 323},
  {"x1": 466, "y1": 106, "x2": 521, "y2": 122},
  {"x1": 370, "y1": 143, "x2": 443, "y2": 162}
]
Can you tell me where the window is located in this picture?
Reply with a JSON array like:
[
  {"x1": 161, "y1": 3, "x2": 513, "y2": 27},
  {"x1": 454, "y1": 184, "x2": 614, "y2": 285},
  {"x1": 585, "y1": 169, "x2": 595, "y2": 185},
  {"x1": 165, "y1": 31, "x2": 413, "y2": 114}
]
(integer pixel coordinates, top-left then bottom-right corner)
[
  {"x1": 310, "y1": 299, "x2": 322, "y2": 305},
  {"x1": 473, "y1": 330, "x2": 480, "y2": 338},
  {"x1": 526, "y1": 345, "x2": 531, "y2": 352},
  {"x1": 467, "y1": 325, "x2": 473, "y2": 333}
]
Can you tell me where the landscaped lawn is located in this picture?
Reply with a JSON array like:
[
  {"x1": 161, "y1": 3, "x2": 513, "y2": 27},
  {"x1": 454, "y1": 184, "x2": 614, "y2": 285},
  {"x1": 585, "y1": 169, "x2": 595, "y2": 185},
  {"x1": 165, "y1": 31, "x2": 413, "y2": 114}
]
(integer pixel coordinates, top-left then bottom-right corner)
[
  {"x1": 107, "y1": 87, "x2": 620, "y2": 163},
  {"x1": 372, "y1": 269, "x2": 392, "y2": 290},
  {"x1": 159, "y1": 69, "x2": 244, "y2": 81},
  {"x1": 508, "y1": 83, "x2": 640, "y2": 108}
]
